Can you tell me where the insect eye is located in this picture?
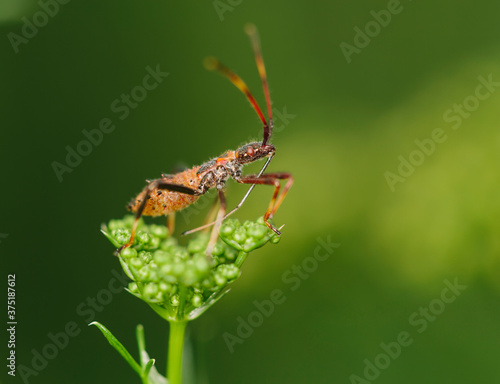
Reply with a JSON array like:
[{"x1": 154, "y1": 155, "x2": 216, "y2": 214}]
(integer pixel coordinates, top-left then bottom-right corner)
[{"x1": 247, "y1": 147, "x2": 255, "y2": 157}]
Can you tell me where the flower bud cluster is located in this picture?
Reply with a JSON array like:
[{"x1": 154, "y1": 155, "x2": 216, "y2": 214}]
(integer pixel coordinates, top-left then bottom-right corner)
[{"x1": 101, "y1": 216, "x2": 280, "y2": 321}]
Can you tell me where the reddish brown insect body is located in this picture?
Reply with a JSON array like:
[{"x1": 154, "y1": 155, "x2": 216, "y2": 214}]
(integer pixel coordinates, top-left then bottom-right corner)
[
  {"x1": 127, "y1": 167, "x2": 202, "y2": 216},
  {"x1": 116, "y1": 24, "x2": 293, "y2": 257}
]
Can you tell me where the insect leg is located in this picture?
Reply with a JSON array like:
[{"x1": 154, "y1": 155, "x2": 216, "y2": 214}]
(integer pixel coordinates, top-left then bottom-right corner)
[
  {"x1": 205, "y1": 187, "x2": 226, "y2": 257},
  {"x1": 237, "y1": 172, "x2": 293, "y2": 235},
  {"x1": 202, "y1": 195, "x2": 220, "y2": 232},
  {"x1": 167, "y1": 213, "x2": 175, "y2": 235},
  {"x1": 115, "y1": 180, "x2": 199, "y2": 256}
]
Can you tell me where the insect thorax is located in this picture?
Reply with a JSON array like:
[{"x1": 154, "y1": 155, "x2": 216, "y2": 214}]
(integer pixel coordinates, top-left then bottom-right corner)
[{"x1": 197, "y1": 160, "x2": 242, "y2": 193}]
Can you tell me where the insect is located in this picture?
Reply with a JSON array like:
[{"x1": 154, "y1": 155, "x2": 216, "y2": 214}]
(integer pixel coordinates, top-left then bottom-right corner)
[{"x1": 116, "y1": 24, "x2": 293, "y2": 257}]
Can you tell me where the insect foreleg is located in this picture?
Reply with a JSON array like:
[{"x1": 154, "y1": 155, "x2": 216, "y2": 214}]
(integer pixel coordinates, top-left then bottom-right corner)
[{"x1": 237, "y1": 172, "x2": 293, "y2": 235}]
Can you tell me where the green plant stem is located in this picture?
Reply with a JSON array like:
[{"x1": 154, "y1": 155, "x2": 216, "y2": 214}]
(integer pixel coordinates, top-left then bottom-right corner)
[
  {"x1": 167, "y1": 320, "x2": 188, "y2": 384},
  {"x1": 235, "y1": 250, "x2": 248, "y2": 268},
  {"x1": 177, "y1": 285, "x2": 188, "y2": 319}
]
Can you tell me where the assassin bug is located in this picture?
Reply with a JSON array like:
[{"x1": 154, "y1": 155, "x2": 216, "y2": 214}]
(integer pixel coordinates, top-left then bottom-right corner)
[{"x1": 116, "y1": 24, "x2": 293, "y2": 257}]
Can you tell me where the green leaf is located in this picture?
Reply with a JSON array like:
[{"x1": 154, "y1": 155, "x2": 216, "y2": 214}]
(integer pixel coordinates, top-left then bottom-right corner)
[
  {"x1": 144, "y1": 359, "x2": 155, "y2": 378},
  {"x1": 135, "y1": 324, "x2": 167, "y2": 384},
  {"x1": 186, "y1": 287, "x2": 231, "y2": 320},
  {"x1": 144, "y1": 358, "x2": 168, "y2": 384},
  {"x1": 136, "y1": 324, "x2": 146, "y2": 360},
  {"x1": 100, "y1": 227, "x2": 122, "y2": 248},
  {"x1": 139, "y1": 349, "x2": 167, "y2": 384},
  {"x1": 89, "y1": 322, "x2": 142, "y2": 376},
  {"x1": 119, "y1": 256, "x2": 136, "y2": 280}
]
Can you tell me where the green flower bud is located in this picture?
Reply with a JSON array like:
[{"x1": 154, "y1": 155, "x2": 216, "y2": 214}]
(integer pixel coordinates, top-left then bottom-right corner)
[
  {"x1": 137, "y1": 267, "x2": 151, "y2": 281},
  {"x1": 161, "y1": 237, "x2": 178, "y2": 251},
  {"x1": 213, "y1": 272, "x2": 227, "y2": 287},
  {"x1": 233, "y1": 227, "x2": 247, "y2": 244},
  {"x1": 108, "y1": 219, "x2": 125, "y2": 231},
  {"x1": 120, "y1": 247, "x2": 137, "y2": 259},
  {"x1": 143, "y1": 283, "x2": 159, "y2": 300},
  {"x1": 170, "y1": 294, "x2": 180, "y2": 307},
  {"x1": 201, "y1": 277, "x2": 214, "y2": 290},
  {"x1": 270, "y1": 234, "x2": 281, "y2": 244},
  {"x1": 153, "y1": 250, "x2": 171, "y2": 265},
  {"x1": 244, "y1": 237, "x2": 256, "y2": 248},
  {"x1": 159, "y1": 282, "x2": 174, "y2": 294},
  {"x1": 187, "y1": 236, "x2": 207, "y2": 254},
  {"x1": 123, "y1": 215, "x2": 136, "y2": 227},
  {"x1": 225, "y1": 246, "x2": 238, "y2": 261},
  {"x1": 212, "y1": 242, "x2": 225, "y2": 256},
  {"x1": 220, "y1": 221, "x2": 236, "y2": 236},
  {"x1": 243, "y1": 220, "x2": 253, "y2": 229},
  {"x1": 182, "y1": 267, "x2": 198, "y2": 286},
  {"x1": 192, "y1": 254, "x2": 210, "y2": 274},
  {"x1": 116, "y1": 234, "x2": 129, "y2": 246},
  {"x1": 112, "y1": 228, "x2": 129, "y2": 238},
  {"x1": 172, "y1": 261, "x2": 185, "y2": 277},
  {"x1": 129, "y1": 257, "x2": 144, "y2": 270},
  {"x1": 191, "y1": 293, "x2": 203, "y2": 308},
  {"x1": 138, "y1": 251, "x2": 153, "y2": 264},
  {"x1": 148, "y1": 268, "x2": 160, "y2": 282},
  {"x1": 137, "y1": 231, "x2": 151, "y2": 245},
  {"x1": 149, "y1": 224, "x2": 168, "y2": 239},
  {"x1": 148, "y1": 236, "x2": 160, "y2": 250},
  {"x1": 160, "y1": 264, "x2": 177, "y2": 283},
  {"x1": 173, "y1": 248, "x2": 189, "y2": 260},
  {"x1": 248, "y1": 224, "x2": 267, "y2": 240},
  {"x1": 128, "y1": 282, "x2": 139, "y2": 293},
  {"x1": 217, "y1": 264, "x2": 240, "y2": 281}
]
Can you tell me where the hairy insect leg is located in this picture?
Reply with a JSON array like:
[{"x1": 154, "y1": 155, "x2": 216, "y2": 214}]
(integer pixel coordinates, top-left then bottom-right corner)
[
  {"x1": 237, "y1": 172, "x2": 293, "y2": 235},
  {"x1": 205, "y1": 188, "x2": 226, "y2": 258},
  {"x1": 167, "y1": 213, "x2": 175, "y2": 236},
  {"x1": 115, "y1": 180, "x2": 199, "y2": 256},
  {"x1": 202, "y1": 196, "x2": 220, "y2": 233},
  {"x1": 180, "y1": 195, "x2": 219, "y2": 236}
]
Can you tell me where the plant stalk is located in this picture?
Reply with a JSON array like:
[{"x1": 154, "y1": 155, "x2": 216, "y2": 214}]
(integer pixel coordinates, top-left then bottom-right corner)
[
  {"x1": 235, "y1": 250, "x2": 248, "y2": 268},
  {"x1": 167, "y1": 320, "x2": 188, "y2": 384}
]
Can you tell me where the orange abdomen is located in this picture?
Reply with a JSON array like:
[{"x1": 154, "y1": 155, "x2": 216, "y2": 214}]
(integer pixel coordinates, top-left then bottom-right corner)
[{"x1": 127, "y1": 167, "x2": 202, "y2": 217}]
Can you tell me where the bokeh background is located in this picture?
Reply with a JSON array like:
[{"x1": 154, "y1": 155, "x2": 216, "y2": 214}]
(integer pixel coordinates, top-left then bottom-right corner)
[{"x1": 1, "y1": 0, "x2": 500, "y2": 383}]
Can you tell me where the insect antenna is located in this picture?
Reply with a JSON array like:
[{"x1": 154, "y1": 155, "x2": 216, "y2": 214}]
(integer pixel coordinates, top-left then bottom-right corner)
[
  {"x1": 204, "y1": 24, "x2": 273, "y2": 146},
  {"x1": 245, "y1": 23, "x2": 273, "y2": 146},
  {"x1": 203, "y1": 56, "x2": 268, "y2": 131}
]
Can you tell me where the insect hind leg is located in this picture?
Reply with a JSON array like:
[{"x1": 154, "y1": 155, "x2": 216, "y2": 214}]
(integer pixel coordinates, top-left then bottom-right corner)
[{"x1": 115, "y1": 180, "x2": 199, "y2": 256}]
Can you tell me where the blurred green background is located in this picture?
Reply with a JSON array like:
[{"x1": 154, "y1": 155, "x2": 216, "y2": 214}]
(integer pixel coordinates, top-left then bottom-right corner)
[{"x1": 1, "y1": 0, "x2": 500, "y2": 383}]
